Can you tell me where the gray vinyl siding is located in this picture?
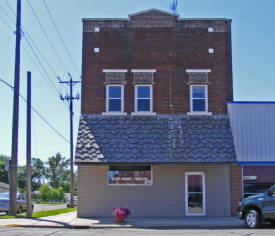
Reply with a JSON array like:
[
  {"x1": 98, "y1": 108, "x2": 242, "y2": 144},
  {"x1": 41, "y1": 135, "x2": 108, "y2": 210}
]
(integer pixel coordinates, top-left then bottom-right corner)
[
  {"x1": 228, "y1": 102, "x2": 275, "y2": 162},
  {"x1": 77, "y1": 165, "x2": 230, "y2": 217}
]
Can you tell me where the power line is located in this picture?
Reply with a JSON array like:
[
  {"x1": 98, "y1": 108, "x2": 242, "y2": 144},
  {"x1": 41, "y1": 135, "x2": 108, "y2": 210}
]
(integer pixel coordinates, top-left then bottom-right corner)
[
  {"x1": 0, "y1": 15, "x2": 14, "y2": 31},
  {"x1": 24, "y1": 35, "x2": 60, "y2": 96},
  {"x1": 233, "y1": 57, "x2": 275, "y2": 91},
  {"x1": 43, "y1": 0, "x2": 81, "y2": 79},
  {"x1": 27, "y1": 0, "x2": 69, "y2": 75},
  {"x1": 1, "y1": 2, "x2": 64, "y2": 98},
  {"x1": 234, "y1": 82, "x2": 264, "y2": 101},
  {"x1": 0, "y1": 4, "x2": 15, "y2": 24},
  {"x1": 4, "y1": 0, "x2": 15, "y2": 15},
  {"x1": 0, "y1": 78, "x2": 70, "y2": 145}
]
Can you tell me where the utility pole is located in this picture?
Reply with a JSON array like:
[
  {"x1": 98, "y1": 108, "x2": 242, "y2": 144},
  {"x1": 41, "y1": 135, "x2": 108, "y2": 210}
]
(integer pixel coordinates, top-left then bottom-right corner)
[
  {"x1": 9, "y1": 0, "x2": 21, "y2": 216},
  {"x1": 60, "y1": 74, "x2": 81, "y2": 208},
  {"x1": 26, "y1": 72, "x2": 32, "y2": 218}
]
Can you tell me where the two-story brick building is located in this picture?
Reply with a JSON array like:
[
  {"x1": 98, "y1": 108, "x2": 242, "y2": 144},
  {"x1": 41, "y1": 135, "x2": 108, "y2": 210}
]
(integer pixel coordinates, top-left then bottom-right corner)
[{"x1": 75, "y1": 9, "x2": 242, "y2": 218}]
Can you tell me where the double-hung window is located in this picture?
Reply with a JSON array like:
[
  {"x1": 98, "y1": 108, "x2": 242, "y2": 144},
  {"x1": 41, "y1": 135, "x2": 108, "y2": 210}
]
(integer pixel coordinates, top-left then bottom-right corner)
[
  {"x1": 107, "y1": 85, "x2": 124, "y2": 112},
  {"x1": 102, "y1": 69, "x2": 127, "y2": 115},
  {"x1": 135, "y1": 85, "x2": 152, "y2": 112},
  {"x1": 190, "y1": 85, "x2": 208, "y2": 112},
  {"x1": 131, "y1": 69, "x2": 156, "y2": 115},
  {"x1": 186, "y1": 69, "x2": 212, "y2": 115}
]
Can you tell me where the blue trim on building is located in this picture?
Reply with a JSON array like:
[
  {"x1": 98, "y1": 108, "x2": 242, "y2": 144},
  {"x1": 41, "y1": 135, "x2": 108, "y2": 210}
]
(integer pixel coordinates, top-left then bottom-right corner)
[
  {"x1": 228, "y1": 101, "x2": 275, "y2": 104},
  {"x1": 237, "y1": 161, "x2": 275, "y2": 165}
]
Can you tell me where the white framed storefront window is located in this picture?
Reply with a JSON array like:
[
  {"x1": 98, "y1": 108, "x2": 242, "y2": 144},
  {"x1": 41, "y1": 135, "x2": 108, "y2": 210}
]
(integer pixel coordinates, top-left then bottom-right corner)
[
  {"x1": 108, "y1": 165, "x2": 152, "y2": 186},
  {"x1": 185, "y1": 172, "x2": 206, "y2": 216}
]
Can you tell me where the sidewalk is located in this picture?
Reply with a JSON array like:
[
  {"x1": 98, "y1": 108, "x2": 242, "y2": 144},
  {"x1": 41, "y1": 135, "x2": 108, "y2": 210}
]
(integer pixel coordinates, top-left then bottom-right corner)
[{"x1": 0, "y1": 212, "x2": 246, "y2": 229}]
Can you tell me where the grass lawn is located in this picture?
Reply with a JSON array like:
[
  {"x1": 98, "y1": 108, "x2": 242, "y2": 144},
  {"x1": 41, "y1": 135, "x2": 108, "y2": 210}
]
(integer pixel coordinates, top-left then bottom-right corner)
[{"x1": 0, "y1": 207, "x2": 77, "y2": 219}]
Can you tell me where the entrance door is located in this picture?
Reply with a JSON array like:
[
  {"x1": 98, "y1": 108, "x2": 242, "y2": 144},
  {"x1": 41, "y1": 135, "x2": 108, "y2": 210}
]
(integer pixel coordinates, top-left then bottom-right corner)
[{"x1": 185, "y1": 172, "x2": 206, "y2": 216}]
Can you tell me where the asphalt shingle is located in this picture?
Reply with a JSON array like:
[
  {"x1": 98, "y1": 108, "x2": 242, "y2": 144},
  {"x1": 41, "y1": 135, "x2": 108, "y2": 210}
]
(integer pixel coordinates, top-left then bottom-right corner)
[{"x1": 75, "y1": 114, "x2": 237, "y2": 164}]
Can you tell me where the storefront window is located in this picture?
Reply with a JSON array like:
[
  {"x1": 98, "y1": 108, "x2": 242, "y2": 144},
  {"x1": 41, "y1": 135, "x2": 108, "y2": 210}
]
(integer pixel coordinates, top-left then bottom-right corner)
[{"x1": 108, "y1": 165, "x2": 152, "y2": 185}]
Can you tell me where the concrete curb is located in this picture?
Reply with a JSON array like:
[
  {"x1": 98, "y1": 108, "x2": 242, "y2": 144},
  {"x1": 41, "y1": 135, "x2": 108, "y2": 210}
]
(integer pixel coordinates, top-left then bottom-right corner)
[{"x1": 1, "y1": 223, "x2": 246, "y2": 229}]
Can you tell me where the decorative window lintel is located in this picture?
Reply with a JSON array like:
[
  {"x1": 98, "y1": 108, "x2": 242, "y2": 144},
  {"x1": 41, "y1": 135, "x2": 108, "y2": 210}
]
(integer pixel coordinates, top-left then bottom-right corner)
[
  {"x1": 103, "y1": 69, "x2": 127, "y2": 85},
  {"x1": 186, "y1": 69, "x2": 211, "y2": 85},
  {"x1": 131, "y1": 69, "x2": 156, "y2": 85}
]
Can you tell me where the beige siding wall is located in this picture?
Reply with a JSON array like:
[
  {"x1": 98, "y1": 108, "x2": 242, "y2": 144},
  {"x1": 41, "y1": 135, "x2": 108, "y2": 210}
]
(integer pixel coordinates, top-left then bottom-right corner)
[{"x1": 77, "y1": 165, "x2": 230, "y2": 217}]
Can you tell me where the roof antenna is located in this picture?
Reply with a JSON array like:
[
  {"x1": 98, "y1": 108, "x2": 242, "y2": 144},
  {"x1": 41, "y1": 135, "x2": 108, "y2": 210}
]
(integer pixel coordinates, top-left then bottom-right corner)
[{"x1": 169, "y1": 0, "x2": 178, "y2": 14}]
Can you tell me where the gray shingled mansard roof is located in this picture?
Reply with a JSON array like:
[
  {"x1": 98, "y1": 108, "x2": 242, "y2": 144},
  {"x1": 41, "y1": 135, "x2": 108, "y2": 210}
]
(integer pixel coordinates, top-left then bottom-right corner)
[{"x1": 75, "y1": 114, "x2": 236, "y2": 164}]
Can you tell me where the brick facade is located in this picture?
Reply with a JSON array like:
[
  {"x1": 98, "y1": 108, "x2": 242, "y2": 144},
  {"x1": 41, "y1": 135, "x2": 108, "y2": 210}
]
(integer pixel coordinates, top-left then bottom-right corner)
[
  {"x1": 230, "y1": 165, "x2": 243, "y2": 216},
  {"x1": 81, "y1": 9, "x2": 233, "y2": 115},
  {"x1": 80, "y1": 9, "x2": 237, "y2": 217}
]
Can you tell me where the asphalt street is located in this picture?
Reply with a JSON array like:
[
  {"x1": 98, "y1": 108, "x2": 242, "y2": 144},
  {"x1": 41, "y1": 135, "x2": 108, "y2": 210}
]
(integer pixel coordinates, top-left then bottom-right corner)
[{"x1": 0, "y1": 227, "x2": 275, "y2": 236}]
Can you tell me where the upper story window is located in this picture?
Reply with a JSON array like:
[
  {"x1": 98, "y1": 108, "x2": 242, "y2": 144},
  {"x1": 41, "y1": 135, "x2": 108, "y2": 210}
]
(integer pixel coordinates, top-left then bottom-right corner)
[
  {"x1": 102, "y1": 69, "x2": 127, "y2": 115},
  {"x1": 131, "y1": 69, "x2": 156, "y2": 115},
  {"x1": 107, "y1": 85, "x2": 124, "y2": 112},
  {"x1": 186, "y1": 69, "x2": 212, "y2": 116},
  {"x1": 190, "y1": 85, "x2": 208, "y2": 112},
  {"x1": 135, "y1": 85, "x2": 152, "y2": 112}
]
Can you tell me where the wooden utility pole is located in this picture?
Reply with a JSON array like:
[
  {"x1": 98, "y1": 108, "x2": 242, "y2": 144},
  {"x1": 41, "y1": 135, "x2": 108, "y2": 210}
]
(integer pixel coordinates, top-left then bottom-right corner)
[
  {"x1": 60, "y1": 75, "x2": 81, "y2": 207},
  {"x1": 26, "y1": 72, "x2": 32, "y2": 218},
  {"x1": 9, "y1": 0, "x2": 21, "y2": 216}
]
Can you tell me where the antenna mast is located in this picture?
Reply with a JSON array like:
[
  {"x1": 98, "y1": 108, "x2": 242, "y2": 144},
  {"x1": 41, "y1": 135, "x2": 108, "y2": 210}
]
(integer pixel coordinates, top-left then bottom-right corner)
[{"x1": 170, "y1": 0, "x2": 178, "y2": 14}]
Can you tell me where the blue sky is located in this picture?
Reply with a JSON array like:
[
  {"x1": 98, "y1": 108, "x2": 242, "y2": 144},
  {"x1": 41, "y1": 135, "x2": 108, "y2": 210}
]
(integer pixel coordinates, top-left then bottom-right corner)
[{"x1": 0, "y1": 0, "x2": 275, "y2": 166}]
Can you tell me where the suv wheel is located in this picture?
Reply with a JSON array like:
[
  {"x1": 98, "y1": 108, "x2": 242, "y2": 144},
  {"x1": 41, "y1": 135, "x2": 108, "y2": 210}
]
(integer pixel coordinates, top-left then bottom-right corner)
[{"x1": 244, "y1": 209, "x2": 261, "y2": 229}]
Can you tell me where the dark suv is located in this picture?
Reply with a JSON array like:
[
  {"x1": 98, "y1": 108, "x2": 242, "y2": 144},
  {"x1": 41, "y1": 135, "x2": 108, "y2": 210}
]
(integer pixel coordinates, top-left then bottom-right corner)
[{"x1": 237, "y1": 184, "x2": 275, "y2": 229}]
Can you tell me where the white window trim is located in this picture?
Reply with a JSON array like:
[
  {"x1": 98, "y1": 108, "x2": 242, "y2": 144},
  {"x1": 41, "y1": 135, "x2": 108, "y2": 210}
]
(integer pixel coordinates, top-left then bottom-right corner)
[
  {"x1": 185, "y1": 172, "x2": 206, "y2": 216},
  {"x1": 186, "y1": 69, "x2": 211, "y2": 73},
  {"x1": 190, "y1": 85, "x2": 210, "y2": 113},
  {"x1": 107, "y1": 166, "x2": 153, "y2": 186},
  {"x1": 132, "y1": 85, "x2": 154, "y2": 114},
  {"x1": 187, "y1": 112, "x2": 212, "y2": 116},
  {"x1": 102, "y1": 112, "x2": 127, "y2": 116},
  {"x1": 103, "y1": 69, "x2": 127, "y2": 73},
  {"x1": 131, "y1": 69, "x2": 156, "y2": 73},
  {"x1": 104, "y1": 85, "x2": 125, "y2": 114}
]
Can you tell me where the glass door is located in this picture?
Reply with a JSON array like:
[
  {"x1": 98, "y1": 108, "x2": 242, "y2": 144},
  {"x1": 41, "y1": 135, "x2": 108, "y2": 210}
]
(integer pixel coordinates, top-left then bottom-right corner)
[{"x1": 185, "y1": 172, "x2": 206, "y2": 216}]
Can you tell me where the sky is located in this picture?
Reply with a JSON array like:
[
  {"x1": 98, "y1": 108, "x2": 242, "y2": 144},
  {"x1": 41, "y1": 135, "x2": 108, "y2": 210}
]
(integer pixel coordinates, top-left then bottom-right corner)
[{"x1": 0, "y1": 0, "x2": 275, "y2": 167}]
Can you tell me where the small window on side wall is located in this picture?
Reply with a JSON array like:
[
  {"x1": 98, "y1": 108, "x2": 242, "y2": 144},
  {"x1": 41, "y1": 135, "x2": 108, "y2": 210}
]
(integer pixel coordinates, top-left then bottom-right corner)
[
  {"x1": 106, "y1": 85, "x2": 124, "y2": 112},
  {"x1": 190, "y1": 85, "x2": 208, "y2": 112},
  {"x1": 135, "y1": 85, "x2": 152, "y2": 112}
]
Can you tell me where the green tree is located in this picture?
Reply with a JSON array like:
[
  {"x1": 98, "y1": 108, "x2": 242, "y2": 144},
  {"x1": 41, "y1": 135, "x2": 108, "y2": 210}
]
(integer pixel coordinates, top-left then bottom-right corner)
[
  {"x1": 45, "y1": 153, "x2": 70, "y2": 188},
  {"x1": 57, "y1": 187, "x2": 65, "y2": 201},
  {"x1": 61, "y1": 182, "x2": 70, "y2": 193},
  {"x1": 51, "y1": 188, "x2": 59, "y2": 202},
  {"x1": 17, "y1": 158, "x2": 45, "y2": 191},
  {"x1": 0, "y1": 155, "x2": 10, "y2": 184},
  {"x1": 38, "y1": 183, "x2": 52, "y2": 203}
]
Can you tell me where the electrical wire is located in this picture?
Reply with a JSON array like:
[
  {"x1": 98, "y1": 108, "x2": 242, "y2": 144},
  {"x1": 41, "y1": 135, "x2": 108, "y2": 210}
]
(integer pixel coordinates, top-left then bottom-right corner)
[
  {"x1": 0, "y1": 4, "x2": 15, "y2": 24},
  {"x1": 24, "y1": 35, "x2": 60, "y2": 96},
  {"x1": 0, "y1": 78, "x2": 71, "y2": 145},
  {"x1": 0, "y1": 15, "x2": 14, "y2": 31},
  {"x1": 233, "y1": 57, "x2": 275, "y2": 91},
  {"x1": 43, "y1": 0, "x2": 81, "y2": 79},
  {"x1": 27, "y1": 0, "x2": 69, "y2": 75}
]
